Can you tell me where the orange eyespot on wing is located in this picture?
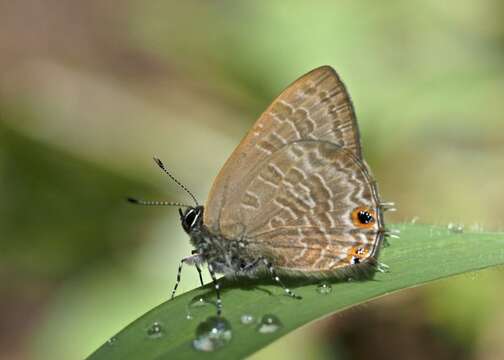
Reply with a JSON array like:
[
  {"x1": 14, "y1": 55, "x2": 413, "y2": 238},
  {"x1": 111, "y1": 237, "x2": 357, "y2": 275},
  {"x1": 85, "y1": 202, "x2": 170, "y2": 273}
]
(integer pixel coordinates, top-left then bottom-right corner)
[
  {"x1": 347, "y1": 246, "x2": 369, "y2": 264},
  {"x1": 351, "y1": 207, "x2": 376, "y2": 229}
]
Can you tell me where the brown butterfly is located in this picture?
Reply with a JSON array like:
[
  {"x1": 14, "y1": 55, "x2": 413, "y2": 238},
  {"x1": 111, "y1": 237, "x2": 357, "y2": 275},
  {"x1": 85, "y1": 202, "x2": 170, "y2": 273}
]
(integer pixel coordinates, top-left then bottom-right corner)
[{"x1": 129, "y1": 66, "x2": 395, "y2": 315}]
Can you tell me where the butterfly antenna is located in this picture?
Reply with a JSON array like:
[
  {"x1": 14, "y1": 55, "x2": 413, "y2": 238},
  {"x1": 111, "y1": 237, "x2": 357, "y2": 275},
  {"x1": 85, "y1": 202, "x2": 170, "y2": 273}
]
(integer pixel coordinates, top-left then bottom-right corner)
[
  {"x1": 127, "y1": 197, "x2": 193, "y2": 208},
  {"x1": 152, "y1": 156, "x2": 199, "y2": 206}
]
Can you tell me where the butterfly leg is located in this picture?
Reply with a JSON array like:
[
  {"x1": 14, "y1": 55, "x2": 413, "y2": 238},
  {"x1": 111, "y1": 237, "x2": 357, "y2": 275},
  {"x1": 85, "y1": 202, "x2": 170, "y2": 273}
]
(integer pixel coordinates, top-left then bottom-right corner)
[
  {"x1": 261, "y1": 257, "x2": 302, "y2": 300},
  {"x1": 207, "y1": 263, "x2": 223, "y2": 316},
  {"x1": 195, "y1": 263, "x2": 205, "y2": 287},
  {"x1": 192, "y1": 250, "x2": 205, "y2": 286},
  {"x1": 170, "y1": 254, "x2": 203, "y2": 300}
]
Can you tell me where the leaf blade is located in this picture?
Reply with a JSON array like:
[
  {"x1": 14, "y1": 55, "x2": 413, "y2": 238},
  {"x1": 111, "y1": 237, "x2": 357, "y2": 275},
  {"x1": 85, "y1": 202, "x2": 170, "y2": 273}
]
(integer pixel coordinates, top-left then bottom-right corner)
[{"x1": 87, "y1": 224, "x2": 504, "y2": 360}]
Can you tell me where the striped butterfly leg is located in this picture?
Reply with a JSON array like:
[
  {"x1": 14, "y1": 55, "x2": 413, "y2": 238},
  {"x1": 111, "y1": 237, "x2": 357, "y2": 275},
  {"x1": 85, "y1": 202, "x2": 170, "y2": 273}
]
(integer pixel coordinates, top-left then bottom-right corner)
[
  {"x1": 207, "y1": 263, "x2": 223, "y2": 316},
  {"x1": 261, "y1": 257, "x2": 302, "y2": 300},
  {"x1": 195, "y1": 263, "x2": 205, "y2": 287},
  {"x1": 192, "y1": 249, "x2": 205, "y2": 287},
  {"x1": 170, "y1": 254, "x2": 203, "y2": 300}
]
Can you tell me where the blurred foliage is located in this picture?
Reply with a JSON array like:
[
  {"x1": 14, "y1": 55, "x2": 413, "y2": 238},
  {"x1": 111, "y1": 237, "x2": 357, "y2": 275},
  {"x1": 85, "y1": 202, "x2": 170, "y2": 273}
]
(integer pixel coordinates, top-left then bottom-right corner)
[
  {"x1": 0, "y1": 1, "x2": 503, "y2": 359},
  {"x1": 0, "y1": 119, "x2": 155, "y2": 278}
]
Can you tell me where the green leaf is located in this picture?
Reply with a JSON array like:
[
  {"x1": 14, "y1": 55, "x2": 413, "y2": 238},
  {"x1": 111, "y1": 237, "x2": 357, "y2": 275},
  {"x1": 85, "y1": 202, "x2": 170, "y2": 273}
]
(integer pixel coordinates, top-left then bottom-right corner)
[{"x1": 87, "y1": 224, "x2": 504, "y2": 359}]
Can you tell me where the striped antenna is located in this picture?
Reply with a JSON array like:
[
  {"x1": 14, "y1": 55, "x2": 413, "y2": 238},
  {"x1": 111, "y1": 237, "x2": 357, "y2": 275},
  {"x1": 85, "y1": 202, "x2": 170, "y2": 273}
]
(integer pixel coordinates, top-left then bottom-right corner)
[
  {"x1": 153, "y1": 156, "x2": 199, "y2": 206},
  {"x1": 126, "y1": 197, "x2": 193, "y2": 208}
]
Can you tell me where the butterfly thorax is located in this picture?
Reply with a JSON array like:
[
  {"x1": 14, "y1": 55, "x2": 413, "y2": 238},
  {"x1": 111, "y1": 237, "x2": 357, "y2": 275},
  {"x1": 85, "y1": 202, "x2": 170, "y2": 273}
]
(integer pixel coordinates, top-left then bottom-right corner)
[
  {"x1": 181, "y1": 206, "x2": 259, "y2": 276},
  {"x1": 193, "y1": 226, "x2": 258, "y2": 275}
]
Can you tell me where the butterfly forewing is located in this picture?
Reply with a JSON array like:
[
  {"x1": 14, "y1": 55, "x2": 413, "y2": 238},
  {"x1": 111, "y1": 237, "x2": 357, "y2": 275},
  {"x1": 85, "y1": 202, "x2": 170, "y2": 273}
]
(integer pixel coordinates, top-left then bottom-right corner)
[
  {"x1": 203, "y1": 66, "x2": 382, "y2": 276},
  {"x1": 205, "y1": 66, "x2": 361, "y2": 230}
]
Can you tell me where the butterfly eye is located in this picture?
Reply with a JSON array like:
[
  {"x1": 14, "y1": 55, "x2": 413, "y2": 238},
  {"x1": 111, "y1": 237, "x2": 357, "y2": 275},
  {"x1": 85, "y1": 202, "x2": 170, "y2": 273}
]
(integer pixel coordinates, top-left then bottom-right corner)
[
  {"x1": 351, "y1": 207, "x2": 376, "y2": 228},
  {"x1": 182, "y1": 207, "x2": 201, "y2": 233},
  {"x1": 185, "y1": 210, "x2": 196, "y2": 224}
]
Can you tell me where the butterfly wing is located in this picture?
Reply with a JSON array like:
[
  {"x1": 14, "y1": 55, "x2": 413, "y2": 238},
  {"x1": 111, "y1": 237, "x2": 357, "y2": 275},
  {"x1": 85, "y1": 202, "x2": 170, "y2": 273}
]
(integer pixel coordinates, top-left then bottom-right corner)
[
  {"x1": 238, "y1": 141, "x2": 382, "y2": 273},
  {"x1": 204, "y1": 66, "x2": 382, "y2": 274}
]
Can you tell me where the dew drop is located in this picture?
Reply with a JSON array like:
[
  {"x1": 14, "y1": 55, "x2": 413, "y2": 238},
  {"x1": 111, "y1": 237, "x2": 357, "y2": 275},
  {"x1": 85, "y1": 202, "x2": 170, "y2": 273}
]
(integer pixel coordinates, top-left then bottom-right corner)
[
  {"x1": 107, "y1": 336, "x2": 117, "y2": 345},
  {"x1": 256, "y1": 314, "x2": 282, "y2": 334},
  {"x1": 146, "y1": 321, "x2": 164, "y2": 339},
  {"x1": 186, "y1": 296, "x2": 213, "y2": 319},
  {"x1": 189, "y1": 296, "x2": 209, "y2": 308},
  {"x1": 192, "y1": 316, "x2": 232, "y2": 352},
  {"x1": 316, "y1": 282, "x2": 332, "y2": 295},
  {"x1": 448, "y1": 223, "x2": 464, "y2": 234},
  {"x1": 240, "y1": 314, "x2": 255, "y2": 325}
]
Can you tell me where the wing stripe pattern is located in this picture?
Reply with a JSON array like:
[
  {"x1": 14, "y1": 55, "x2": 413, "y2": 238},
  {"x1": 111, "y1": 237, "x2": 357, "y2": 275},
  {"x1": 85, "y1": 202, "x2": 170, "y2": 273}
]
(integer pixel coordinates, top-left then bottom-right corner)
[{"x1": 204, "y1": 66, "x2": 383, "y2": 274}]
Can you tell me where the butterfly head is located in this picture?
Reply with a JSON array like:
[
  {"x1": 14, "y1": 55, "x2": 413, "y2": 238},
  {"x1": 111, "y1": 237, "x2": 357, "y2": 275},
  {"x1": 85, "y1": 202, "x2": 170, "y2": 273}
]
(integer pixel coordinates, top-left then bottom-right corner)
[{"x1": 179, "y1": 206, "x2": 204, "y2": 234}]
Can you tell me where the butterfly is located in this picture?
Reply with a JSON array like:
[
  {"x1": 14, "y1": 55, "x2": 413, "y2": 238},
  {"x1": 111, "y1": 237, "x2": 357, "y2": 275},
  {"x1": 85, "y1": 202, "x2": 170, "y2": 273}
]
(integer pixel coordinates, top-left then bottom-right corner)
[{"x1": 129, "y1": 66, "x2": 395, "y2": 315}]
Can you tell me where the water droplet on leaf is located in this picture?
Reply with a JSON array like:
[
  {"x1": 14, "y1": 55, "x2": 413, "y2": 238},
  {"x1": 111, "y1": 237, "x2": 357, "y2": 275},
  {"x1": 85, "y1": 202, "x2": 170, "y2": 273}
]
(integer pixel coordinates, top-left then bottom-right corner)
[
  {"x1": 240, "y1": 314, "x2": 254, "y2": 325},
  {"x1": 256, "y1": 314, "x2": 282, "y2": 334},
  {"x1": 448, "y1": 223, "x2": 464, "y2": 233},
  {"x1": 187, "y1": 296, "x2": 213, "y2": 319},
  {"x1": 316, "y1": 282, "x2": 332, "y2": 294},
  {"x1": 192, "y1": 316, "x2": 232, "y2": 352},
  {"x1": 189, "y1": 296, "x2": 209, "y2": 308},
  {"x1": 146, "y1": 321, "x2": 164, "y2": 339}
]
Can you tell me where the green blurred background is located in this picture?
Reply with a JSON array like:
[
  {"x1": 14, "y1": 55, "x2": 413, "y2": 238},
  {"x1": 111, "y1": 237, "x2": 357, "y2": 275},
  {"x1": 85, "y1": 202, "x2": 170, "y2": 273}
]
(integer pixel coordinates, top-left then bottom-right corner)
[{"x1": 1, "y1": 1, "x2": 503, "y2": 359}]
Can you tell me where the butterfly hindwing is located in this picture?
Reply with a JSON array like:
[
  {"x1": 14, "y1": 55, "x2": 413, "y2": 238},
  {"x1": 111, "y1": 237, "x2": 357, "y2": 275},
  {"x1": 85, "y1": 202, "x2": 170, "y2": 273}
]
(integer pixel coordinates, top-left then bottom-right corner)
[{"x1": 230, "y1": 141, "x2": 382, "y2": 273}]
